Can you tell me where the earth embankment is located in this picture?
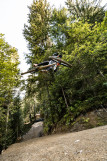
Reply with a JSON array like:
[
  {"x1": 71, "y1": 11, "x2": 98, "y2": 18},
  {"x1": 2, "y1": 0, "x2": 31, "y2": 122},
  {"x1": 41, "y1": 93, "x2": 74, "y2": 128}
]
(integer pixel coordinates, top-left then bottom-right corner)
[{"x1": 0, "y1": 125, "x2": 107, "y2": 161}]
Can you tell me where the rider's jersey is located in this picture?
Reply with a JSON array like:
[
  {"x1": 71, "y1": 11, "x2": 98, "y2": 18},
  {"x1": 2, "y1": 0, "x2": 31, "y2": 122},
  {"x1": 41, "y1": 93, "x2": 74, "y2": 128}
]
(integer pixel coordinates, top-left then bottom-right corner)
[
  {"x1": 49, "y1": 56, "x2": 60, "y2": 71},
  {"x1": 37, "y1": 55, "x2": 62, "y2": 72}
]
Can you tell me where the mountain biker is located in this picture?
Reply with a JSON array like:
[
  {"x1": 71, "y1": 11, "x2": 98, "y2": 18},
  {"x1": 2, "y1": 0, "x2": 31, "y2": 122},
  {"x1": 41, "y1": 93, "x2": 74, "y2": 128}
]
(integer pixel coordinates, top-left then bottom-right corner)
[
  {"x1": 33, "y1": 53, "x2": 62, "y2": 73},
  {"x1": 21, "y1": 53, "x2": 71, "y2": 75}
]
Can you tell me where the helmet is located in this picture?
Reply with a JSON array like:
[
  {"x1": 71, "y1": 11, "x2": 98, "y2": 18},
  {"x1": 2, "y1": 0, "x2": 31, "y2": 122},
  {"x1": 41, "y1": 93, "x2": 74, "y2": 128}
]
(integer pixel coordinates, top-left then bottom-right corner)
[{"x1": 59, "y1": 55, "x2": 62, "y2": 58}]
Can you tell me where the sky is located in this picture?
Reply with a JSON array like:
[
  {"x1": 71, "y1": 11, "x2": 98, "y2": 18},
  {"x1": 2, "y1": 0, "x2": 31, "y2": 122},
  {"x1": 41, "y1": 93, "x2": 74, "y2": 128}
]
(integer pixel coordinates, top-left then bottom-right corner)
[{"x1": 0, "y1": 0, "x2": 66, "y2": 74}]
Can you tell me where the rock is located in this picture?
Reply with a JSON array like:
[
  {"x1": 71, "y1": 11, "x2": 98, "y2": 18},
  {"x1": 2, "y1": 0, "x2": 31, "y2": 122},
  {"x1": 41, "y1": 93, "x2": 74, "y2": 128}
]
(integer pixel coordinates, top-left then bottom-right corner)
[
  {"x1": 22, "y1": 121, "x2": 43, "y2": 141},
  {"x1": 75, "y1": 140, "x2": 80, "y2": 143}
]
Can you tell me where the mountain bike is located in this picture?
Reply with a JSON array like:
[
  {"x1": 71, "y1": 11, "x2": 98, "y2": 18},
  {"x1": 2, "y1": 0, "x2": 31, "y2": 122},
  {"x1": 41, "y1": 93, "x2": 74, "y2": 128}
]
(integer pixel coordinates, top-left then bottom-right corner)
[{"x1": 21, "y1": 56, "x2": 72, "y2": 75}]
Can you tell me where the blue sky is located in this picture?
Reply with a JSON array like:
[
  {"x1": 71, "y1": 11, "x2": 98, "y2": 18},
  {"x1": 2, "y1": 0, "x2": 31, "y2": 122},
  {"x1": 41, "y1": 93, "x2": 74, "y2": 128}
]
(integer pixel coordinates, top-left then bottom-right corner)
[{"x1": 0, "y1": 0, "x2": 66, "y2": 74}]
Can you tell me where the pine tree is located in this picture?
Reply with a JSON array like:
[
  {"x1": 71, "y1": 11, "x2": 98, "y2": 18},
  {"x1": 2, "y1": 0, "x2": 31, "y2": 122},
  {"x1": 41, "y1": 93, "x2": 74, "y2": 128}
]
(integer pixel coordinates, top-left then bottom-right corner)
[
  {"x1": 23, "y1": 0, "x2": 51, "y2": 65},
  {"x1": 66, "y1": 0, "x2": 106, "y2": 24}
]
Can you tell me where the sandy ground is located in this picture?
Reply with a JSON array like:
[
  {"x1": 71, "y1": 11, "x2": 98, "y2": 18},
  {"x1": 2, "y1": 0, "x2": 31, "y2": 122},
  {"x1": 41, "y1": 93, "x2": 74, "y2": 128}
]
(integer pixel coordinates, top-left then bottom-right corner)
[{"x1": 0, "y1": 125, "x2": 107, "y2": 161}]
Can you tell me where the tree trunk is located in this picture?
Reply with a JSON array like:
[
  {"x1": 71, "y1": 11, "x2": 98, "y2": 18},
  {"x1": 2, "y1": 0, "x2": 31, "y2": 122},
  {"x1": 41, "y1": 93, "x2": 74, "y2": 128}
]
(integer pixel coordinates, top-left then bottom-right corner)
[
  {"x1": 61, "y1": 87, "x2": 69, "y2": 109},
  {"x1": 4, "y1": 106, "x2": 9, "y2": 149},
  {"x1": 34, "y1": 105, "x2": 36, "y2": 119}
]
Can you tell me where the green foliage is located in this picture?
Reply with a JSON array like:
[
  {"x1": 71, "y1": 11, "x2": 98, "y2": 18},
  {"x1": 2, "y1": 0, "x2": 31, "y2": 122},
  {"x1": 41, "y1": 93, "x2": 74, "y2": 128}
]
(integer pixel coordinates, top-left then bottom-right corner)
[
  {"x1": 50, "y1": 7, "x2": 69, "y2": 50},
  {"x1": 23, "y1": 0, "x2": 51, "y2": 65},
  {"x1": 66, "y1": 0, "x2": 106, "y2": 24},
  {"x1": 0, "y1": 34, "x2": 23, "y2": 152}
]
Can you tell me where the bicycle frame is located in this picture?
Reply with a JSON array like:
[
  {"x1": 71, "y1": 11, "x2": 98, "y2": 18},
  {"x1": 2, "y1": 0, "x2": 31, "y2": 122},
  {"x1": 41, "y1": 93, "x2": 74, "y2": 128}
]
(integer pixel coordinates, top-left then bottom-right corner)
[{"x1": 21, "y1": 63, "x2": 56, "y2": 75}]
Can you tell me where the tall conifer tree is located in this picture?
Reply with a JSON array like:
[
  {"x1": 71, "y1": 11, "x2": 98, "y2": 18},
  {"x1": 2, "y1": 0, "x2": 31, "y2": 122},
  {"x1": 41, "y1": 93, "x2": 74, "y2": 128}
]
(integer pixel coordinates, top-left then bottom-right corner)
[{"x1": 23, "y1": 0, "x2": 51, "y2": 65}]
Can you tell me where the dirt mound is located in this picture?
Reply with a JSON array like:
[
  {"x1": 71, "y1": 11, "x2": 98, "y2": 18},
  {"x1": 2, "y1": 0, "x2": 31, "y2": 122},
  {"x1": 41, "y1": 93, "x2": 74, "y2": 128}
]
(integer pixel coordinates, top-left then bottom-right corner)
[{"x1": 0, "y1": 125, "x2": 107, "y2": 161}]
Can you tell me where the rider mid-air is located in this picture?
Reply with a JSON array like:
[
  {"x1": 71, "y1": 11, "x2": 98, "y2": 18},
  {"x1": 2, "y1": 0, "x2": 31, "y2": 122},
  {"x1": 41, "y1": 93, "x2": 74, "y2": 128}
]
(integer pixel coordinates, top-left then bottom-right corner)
[
  {"x1": 33, "y1": 53, "x2": 68, "y2": 73},
  {"x1": 21, "y1": 53, "x2": 72, "y2": 75}
]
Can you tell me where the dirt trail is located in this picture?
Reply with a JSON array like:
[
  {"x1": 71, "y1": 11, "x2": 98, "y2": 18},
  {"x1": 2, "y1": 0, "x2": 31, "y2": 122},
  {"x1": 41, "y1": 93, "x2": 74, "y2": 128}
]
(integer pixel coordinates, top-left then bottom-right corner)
[{"x1": 0, "y1": 125, "x2": 107, "y2": 161}]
